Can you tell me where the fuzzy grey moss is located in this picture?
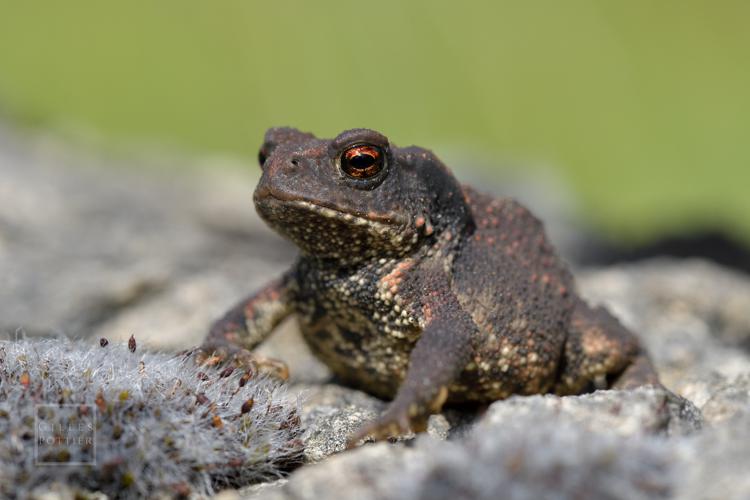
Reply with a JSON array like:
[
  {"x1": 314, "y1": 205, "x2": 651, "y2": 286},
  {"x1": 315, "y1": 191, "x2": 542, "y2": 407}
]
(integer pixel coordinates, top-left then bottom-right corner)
[{"x1": 0, "y1": 338, "x2": 303, "y2": 498}]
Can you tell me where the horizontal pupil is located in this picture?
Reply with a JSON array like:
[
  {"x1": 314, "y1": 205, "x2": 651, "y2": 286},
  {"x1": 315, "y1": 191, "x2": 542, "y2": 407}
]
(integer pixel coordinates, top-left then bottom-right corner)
[{"x1": 350, "y1": 153, "x2": 376, "y2": 169}]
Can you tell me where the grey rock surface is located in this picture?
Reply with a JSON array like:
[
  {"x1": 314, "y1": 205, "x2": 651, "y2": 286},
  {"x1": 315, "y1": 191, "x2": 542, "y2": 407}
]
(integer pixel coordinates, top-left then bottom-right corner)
[
  {"x1": 2, "y1": 123, "x2": 750, "y2": 499},
  {"x1": 0, "y1": 122, "x2": 295, "y2": 347},
  {"x1": 676, "y1": 411, "x2": 750, "y2": 500},
  {"x1": 244, "y1": 389, "x2": 691, "y2": 500},
  {"x1": 476, "y1": 388, "x2": 702, "y2": 437},
  {"x1": 687, "y1": 374, "x2": 750, "y2": 424},
  {"x1": 242, "y1": 388, "x2": 745, "y2": 500},
  {"x1": 294, "y1": 384, "x2": 386, "y2": 463}
]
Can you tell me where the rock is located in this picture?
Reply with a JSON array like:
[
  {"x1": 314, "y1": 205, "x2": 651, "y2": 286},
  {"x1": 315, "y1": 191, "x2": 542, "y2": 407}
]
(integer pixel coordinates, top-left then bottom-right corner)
[
  {"x1": 294, "y1": 384, "x2": 386, "y2": 463},
  {"x1": 245, "y1": 389, "x2": 693, "y2": 500},
  {"x1": 28, "y1": 482, "x2": 107, "y2": 500},
  {"x1": 412, "y1": 424, "x2": 673, "y2": 500},
  {"x1": 677, "y1": 412, "x2": 750, "y2": 500},
  {"x1": 241, "y1": 443, "x2": 417, "y2": 500},
  {"x1": 701, "y1": 377, "x2": 750, "y2": 424},
  {"x1": 0, "y1": 122, "x2": 294, "y2": 343},
  {"x1": 235, "y1": 479, "x2": 288, "y2": 500},
  {"x1": 477, "y1": 387, "x2": 702, "y2": 438}
]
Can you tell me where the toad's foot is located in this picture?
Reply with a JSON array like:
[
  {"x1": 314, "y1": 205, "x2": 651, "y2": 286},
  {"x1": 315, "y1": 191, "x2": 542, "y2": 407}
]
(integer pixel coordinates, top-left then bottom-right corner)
[
  {"x1": 346, "y1": 403, "x2": 430, "y2": 449},
  {"x1": 188, "y1": 342, "x2": 289, "y2": 381}
]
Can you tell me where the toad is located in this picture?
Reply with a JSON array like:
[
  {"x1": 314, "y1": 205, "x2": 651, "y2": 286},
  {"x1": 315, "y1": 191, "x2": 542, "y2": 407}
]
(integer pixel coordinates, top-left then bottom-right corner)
[{"x1": 198, "y1": 127, "x2": 660, "y2": 444}]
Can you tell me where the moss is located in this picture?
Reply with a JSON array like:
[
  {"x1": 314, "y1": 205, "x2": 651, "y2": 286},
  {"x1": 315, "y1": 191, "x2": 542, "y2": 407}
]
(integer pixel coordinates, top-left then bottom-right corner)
[{"x1": 0, "y1": 338, "x2": 303, "y2": 498}]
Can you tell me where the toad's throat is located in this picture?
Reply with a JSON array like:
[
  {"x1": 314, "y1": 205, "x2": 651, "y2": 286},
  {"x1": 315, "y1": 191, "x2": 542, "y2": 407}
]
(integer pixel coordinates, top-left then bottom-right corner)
[{"x1": 254, "y1": 195, "x2": 418, "y2": 259}]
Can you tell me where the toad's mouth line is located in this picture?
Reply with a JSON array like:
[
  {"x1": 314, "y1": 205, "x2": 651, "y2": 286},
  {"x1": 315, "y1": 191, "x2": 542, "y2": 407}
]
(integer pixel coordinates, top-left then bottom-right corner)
[{"x1": 255, "y1": 192, "x2": 407, "y2": 229}]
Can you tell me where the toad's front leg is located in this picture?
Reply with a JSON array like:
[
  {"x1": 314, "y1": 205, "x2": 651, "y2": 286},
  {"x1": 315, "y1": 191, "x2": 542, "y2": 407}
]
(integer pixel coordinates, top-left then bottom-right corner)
[
  {"x1": 348, "y1": 270, "x2": 477, "y2": 447},
  {"x1": 195, "y1": 270, "x2": 296, "y2": 378}
]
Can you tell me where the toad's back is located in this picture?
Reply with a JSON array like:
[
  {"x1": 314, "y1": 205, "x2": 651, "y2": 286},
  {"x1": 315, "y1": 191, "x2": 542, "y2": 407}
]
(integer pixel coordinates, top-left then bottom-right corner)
[{"x1": 449, "y1": 187, "x2": 576, "y2": 400}]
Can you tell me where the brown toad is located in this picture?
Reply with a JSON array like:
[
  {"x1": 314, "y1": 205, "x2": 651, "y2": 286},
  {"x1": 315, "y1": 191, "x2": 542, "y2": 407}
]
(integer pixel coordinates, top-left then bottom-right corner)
[{"x1": 200, "y1": 127, "x2": 660, "y2": 444}]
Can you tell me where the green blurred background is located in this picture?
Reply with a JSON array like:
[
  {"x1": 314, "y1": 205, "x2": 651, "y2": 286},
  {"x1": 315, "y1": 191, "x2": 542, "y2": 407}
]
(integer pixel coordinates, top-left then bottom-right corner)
[{"x1": 1, "y1": 1, "x2": 748, "y2": 244}]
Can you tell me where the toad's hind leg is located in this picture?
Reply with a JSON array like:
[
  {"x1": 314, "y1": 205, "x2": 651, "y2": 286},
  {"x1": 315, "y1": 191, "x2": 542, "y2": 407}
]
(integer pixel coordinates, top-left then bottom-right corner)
[{"x1": 554, "y1": 299, "x2": 660, "y2": 395}]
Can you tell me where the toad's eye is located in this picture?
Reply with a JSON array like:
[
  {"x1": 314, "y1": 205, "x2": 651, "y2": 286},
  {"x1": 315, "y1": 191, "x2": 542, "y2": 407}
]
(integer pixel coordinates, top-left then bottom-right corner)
[
  {"x1": 258, "y1": 148, "x2": 268, "y2": 168},
  {"x1": 340, "y1": 144, "x2": 385, "y2": 179}
]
